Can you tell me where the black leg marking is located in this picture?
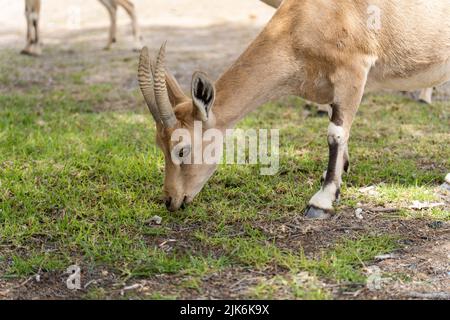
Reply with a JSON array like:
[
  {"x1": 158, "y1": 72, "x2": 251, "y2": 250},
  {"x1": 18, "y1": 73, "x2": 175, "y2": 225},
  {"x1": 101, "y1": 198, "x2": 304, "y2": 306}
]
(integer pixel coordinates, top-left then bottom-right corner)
[
  {"x1": 330, "y1": 103, "x2": 344, "y2": 126},
  {"x1": 324, "y1": 141, "x2": 339, "y2": 186},
  {"x1": 344, "y1": 158, "x2": 350, "y2": 173},
  {"x1": 335, "y1": 188, "x2": 341, "y2": 202}
]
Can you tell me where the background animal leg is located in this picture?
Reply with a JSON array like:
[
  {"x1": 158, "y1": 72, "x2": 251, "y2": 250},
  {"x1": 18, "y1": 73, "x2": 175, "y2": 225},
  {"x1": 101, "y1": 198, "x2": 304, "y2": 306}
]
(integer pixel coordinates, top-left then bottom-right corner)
[
  {"x1": 418, "y1": 88, "x2": 434, "y2": 105},
  {"x1": 99, "y1": 0, "x2": 118, "y2": 50},
  {"x1": 21, "y1": 0, "x2": 42, "y2": 56},
  {"x1": 117, "y1": 0, "x2": 142, "y2": 51}
]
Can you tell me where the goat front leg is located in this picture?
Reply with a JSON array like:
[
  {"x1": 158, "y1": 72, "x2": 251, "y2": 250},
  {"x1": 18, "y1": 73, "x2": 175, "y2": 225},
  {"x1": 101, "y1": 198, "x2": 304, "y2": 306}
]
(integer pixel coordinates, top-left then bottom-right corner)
[
  {"x1": 305, "y1": 64, "x2": 369, "y2": 219},
  {"x1": 117, "y1": 0, "x2": 143, "y2": 51},
  {"x1": 21, "y1": 0, "x2": 41, "y2": 56}
]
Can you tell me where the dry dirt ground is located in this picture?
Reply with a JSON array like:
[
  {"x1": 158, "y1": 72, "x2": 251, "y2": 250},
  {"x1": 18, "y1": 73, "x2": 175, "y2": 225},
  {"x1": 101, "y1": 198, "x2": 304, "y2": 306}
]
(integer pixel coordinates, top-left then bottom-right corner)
[
  {"x1": 1, "y1": 213, "x2": 449, "y2": 300},
  {"x1": 0, "y1": 0, "x2": 449, "y2": 300}
]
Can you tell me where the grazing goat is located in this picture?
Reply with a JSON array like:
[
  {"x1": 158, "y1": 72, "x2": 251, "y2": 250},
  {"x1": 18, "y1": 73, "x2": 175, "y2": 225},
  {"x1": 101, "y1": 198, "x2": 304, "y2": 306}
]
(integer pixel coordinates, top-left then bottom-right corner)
[
  {"x1": 21, "y1": 0, "x2": 142, "y2": 56},
  {"x1": 138, "y1": 0, "x2": 450, "y2": 218}
]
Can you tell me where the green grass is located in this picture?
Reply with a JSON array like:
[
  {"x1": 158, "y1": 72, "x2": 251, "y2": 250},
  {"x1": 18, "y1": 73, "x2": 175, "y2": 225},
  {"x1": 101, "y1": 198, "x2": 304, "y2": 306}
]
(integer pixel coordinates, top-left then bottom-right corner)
[
  {"x1": 250, "y1": 274, "x2": 330, "y2": 300},
  {"x1": 6, "y1": 252, "x2": 68, "y2": 277},
  {"x1": 309, "y1": 235, "x2": 398, "y2": 283},
  {"x1": 0, "y1": 49, "x2": 449, "y2": 299}
]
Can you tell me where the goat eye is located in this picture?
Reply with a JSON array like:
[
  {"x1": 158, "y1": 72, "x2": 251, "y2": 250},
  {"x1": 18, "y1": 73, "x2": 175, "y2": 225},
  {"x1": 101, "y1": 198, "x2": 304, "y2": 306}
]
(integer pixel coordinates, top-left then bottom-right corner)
[{"x1": 178, "y1": 146, "x2": 191, "y2": 159}]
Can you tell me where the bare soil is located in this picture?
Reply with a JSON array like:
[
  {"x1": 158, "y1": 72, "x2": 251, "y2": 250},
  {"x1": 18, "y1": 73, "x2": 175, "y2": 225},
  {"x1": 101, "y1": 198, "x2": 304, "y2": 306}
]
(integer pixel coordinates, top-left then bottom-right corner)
[{"x1": 2, "y1": 206, "x2": 449, "y2": 300}]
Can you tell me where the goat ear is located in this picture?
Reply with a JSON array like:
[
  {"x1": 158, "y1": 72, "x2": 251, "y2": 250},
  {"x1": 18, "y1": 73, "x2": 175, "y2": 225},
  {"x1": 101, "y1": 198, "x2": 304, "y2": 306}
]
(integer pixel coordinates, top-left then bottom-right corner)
[{"x1": 191, "y1": 72, "x2": 215, "y2": 122}]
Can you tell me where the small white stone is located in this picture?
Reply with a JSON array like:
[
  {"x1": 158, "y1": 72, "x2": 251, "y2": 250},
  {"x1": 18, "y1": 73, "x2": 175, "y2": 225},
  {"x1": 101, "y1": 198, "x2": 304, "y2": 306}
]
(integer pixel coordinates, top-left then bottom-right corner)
[
  {"x1": 409, "y1": 201, "x2": 445, "y2": 210},
  {"x1": 359, "y1": 186, "x2": 379, "y2": 196},
  {"x1": 445, "y1": 173, "x2": 450, "y2": 184},
  {"x1": 359, "y1": 186, "x2": 375, "y2": 193},
  {"x1": 374, "y1": 253, "x2": 397, "y2": 261},
  {"x1": 355, "y1": 208, "x2": 364, "y2": 220},
  {"x1": 147, "y1": 215, "x2": 162, "y2": 225}
]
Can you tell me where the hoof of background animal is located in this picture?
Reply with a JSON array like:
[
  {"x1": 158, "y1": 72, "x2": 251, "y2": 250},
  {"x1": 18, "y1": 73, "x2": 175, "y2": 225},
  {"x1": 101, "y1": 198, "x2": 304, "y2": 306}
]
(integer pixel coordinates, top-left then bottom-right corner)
[
  {"x1": 304, "y1": 206, "x2": 331, "y2": 219},
  {"x1": 418, "y1": 99, "x2": 432, "y2": 105},
  {"x1": 20, "y1": 46, "x2": 41, "y2": 56},
  {"x1": 133, "y1": 41, "x2": 144, "y2": 52},
  {"x1": 316, "y1": 110, "x2": 329, "y2": 117},
  {"x1": 104, "y1": 41, "x2": 116, "y2": 51},
  {"x1": 305, "y1": 103, "x2": 327, "y2": 114}
]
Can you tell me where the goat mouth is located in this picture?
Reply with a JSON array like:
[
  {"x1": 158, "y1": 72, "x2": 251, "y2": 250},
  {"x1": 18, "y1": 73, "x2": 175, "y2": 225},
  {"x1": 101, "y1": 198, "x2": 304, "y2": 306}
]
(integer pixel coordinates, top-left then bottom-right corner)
[
  {"x1": 167, "y1": 196, "x2": 189, "y2": 212},
  {"x1": 180, "y1": 196, "x2": 188, "y2": 210}
]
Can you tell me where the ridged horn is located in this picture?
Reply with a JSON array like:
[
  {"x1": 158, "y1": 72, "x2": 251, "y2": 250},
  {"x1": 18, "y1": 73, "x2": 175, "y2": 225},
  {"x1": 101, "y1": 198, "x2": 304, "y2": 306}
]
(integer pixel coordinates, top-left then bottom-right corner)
[
  {"x1": 154, "y1": 42, "x2": 177, "y2": 128},
  {"x1": 165, "y1": 69, "x2": 188, "y2": 105},
  {"x1": 138, "y1": 46, "x2": 161, "y2": 123}
]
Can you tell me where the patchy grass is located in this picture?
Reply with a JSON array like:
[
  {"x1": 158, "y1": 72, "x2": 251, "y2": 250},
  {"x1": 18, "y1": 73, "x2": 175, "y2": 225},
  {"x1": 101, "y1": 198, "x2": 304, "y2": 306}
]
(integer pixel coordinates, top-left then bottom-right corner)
[
  {"x1": 0, "y1": 47, "x2": 449, "y2": 299},
  {"x1": 250, "y1": 273, "x2": 330, "y2": 300}
]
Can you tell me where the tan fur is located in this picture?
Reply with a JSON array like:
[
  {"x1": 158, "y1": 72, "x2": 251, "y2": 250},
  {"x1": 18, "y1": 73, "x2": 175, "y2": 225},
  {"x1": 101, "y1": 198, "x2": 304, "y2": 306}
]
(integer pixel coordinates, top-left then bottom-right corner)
[
  {"x1": 140, "y1": 0, "x2": 450, "y2": 213},
  {"x1": 21, "y1": 0, "x2": 142, "y2": 56},
  {"x1": 263, "y1": 0, "x2": 437, "y2": 105}
]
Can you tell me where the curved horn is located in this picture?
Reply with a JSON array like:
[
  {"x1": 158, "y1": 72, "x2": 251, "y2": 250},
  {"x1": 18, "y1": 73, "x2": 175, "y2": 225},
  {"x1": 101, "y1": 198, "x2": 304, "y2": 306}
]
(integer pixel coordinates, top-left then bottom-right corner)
[
  {"x1": 154, "y1": 42, "x2": 177, "y2": 128},
  {"x1": 138, "y1": 46, "x2": 161, "y2": 123},
  {"x1": 165, "y1": 70, "x2": 188, "y2": 105}
]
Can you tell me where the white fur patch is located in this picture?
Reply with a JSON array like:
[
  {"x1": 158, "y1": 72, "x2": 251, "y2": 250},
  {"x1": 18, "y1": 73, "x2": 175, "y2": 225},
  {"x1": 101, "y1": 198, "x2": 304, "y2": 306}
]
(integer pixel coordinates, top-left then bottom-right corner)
[
  {"x1": 308, "y1": 184, "x2": 337, "y2": 210},
  {"x1": 327, "y1": 123, "x2": 345, "y2": 145}
]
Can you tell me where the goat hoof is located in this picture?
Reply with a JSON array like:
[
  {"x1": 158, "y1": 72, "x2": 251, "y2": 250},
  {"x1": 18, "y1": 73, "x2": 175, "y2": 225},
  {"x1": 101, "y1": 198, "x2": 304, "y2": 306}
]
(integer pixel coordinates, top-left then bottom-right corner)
[{"x1": 304, "y1": 206, "x2": 331, "y2": 219}]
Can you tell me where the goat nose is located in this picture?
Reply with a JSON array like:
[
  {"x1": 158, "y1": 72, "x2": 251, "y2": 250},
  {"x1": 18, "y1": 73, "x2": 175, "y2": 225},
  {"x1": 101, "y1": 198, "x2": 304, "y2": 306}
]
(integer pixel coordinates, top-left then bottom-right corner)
[
  {"x1": 180, "y1": 196, "x2": 188, "y2": 210},
  {"x1": 165, "y1": 197, "x2": 172, "y2": 210}
]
